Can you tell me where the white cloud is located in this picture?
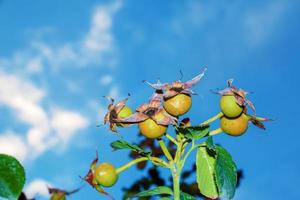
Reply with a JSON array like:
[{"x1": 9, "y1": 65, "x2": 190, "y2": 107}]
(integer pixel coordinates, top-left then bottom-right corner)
[
  {"x1": 0, "y1": 132, "x2": 28, "y2": 162},
  {"x1": 244, "y1": 1, "x2": 288, "y2": 46},
  {"x1": 0, "y1": 71, "x2": 89, "y2": 161},
  {"x1": 99, "y1": 75, "x2": 113, "y2": 85},
  {"x1": 25, "y1": 179, "x2": 52, "y2": 199},
  {"x1": 51, "y1": 108, "x2": 89, "y2": 142},
  {"x1": 0, "y1": 71, "x2": 48, "y2": 128},
  {"x1": 84, "y1": 0, "x2": 122, "y2": 52},
  {"x1": 26, "y1": 126, "x2": 51, "y2": 156},
  {"x1": 84, "y1": 7, "x2": 113, "y2": 52}
]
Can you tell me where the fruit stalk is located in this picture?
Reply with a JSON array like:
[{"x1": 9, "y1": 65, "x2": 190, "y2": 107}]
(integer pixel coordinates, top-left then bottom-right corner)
[
  {"x1": 116, "y1": 157, "x2": 167, "y2": 174},
  {"x1": 158, "y1": 138, "x2": 174, "y2": 161},
  {"x1": 200, "y1": 112, "x2": 223, "y2": 125},
  {"x1": 208, "y1": 127, "x2": 223, "y2": 136}
]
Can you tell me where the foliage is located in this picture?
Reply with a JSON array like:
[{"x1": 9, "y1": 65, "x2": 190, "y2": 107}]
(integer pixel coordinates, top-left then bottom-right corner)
[{"x1": 0, "y1": 154, "x2": 25, "y2": 200}]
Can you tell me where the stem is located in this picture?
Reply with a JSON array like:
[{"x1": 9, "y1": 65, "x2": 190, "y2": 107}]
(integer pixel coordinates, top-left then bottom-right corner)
[
  {"x1": 174, "y1": 140, "x2": 183, "y2": 163},
  {"x1": 200, "y1": 112, "x2": 223, "y2": 125},
  {"x1": 165, "y1": 133, "x2": 178, "y2": 146},
  {"x1": 116, "y1": 156, "x2": 167, "y2": 174},
  {"x1": 181, "y1": 141, "x2": 195, "y2": 167},
  {"x1": 209, "y1": 127, "x2": 223, "y2": 136},
  {"x1": 171, "y1": 129, "x2": 185, "y2": 200},
  {"x1": 172, "y1": 166, "x2": 181, "y2": 200},
  {"x1": 158, "y1": 138, "x2": 174, "y2": 162}
]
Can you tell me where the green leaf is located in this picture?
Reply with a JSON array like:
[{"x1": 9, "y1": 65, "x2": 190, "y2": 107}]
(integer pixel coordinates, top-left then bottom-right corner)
[
  {"x1": 110, "y1": 139, "x2": 150, "y2": 156},
  {"x1": 131, "y1": 186, "x2": 173, "y2": 198},
  {"x1": 180, "y1": 192, "x2": 196, "y2": 200},
  {"x1": 0, "y1": 154, "x2": 26, "y2": 200},
  {"x1": 178, "y1": 125, "x2": 209, "y2": 140},
  {"x1": 205, "y1": 136, "x2": 216, "y2": 150},
  {"x1": 196, "y1": 147, "x2": 219, "y2": 199},
  {"x1": 215, "y1": 146, "x2": 237, "y2": 199}
]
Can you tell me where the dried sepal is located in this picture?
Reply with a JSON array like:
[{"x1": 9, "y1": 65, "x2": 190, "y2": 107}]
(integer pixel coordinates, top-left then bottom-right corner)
[
  {"x1": 81, "y1": 151, "x2": 98, "y2": 186},
  {"x1": 153, "y1": 108, "x2": 177, "y2": 126},
  {"x1": 164, "y1": 68, "x2": 207, "y2": 99},
  {"x1": 248, "y1": 115, "x2": 272, "y2": 130},
  {"x1": 215, "y1": 79, "x2": 256, "y2": 114},
  {"x1": 143, "y1": 68, "x2": 207, "y2": 99},
  {"x1": 118, "y1": 98, "x2": 177, "y2": 126},
  {"x1": 103, "y1": 95, "x2": 130, "y2": 132},
  {"x1": 143, "y1": 79, "x2": 167, "y2": 91}
]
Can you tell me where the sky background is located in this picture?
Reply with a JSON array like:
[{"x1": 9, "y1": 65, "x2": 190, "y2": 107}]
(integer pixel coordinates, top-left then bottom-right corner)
[{"x1": 0, "y1": 0, "x2": 299, "y2": 199}]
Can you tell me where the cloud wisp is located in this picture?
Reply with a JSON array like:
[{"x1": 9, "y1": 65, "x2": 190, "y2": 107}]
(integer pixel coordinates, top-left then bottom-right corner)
[
  {"x1": 0, "y1": 0, "x2": 123, "y2": 73},
  {"x1": 0, "y1": 71, "x2": 89, "y2": 162}
]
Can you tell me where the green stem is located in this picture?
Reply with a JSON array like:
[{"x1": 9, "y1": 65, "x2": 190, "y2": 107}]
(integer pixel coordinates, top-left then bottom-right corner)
[
  {"x1": 200, "y1": 112, "x2": 223, "y2": 125},
  {"x1": 181, "y1": 141, "x2": 207, "y2": 168},
  {"x1": 165, "y1": 133, "x2": 178, "y2": 146},
  {"x1": 171, "y1": 129, "x2": 186, "y2": 199},
  {"x1": 158, "y1": 138, "x2": 174, "y2": 162},
  {"x1": 116, "y1": 156, "x2": 167, "y2": 174},
  {"x1": 181, "y1": 141, "x2": 195, "y2": 167},
  {"x1": 209, "y1": 127, "x2": 223, "y2": 136},
  {"x1": 172, "y1": 165, "x2": 181, "y2": 200},
  {"x1": 174, "y1": 140, "x2": 182, "y2": 163}
]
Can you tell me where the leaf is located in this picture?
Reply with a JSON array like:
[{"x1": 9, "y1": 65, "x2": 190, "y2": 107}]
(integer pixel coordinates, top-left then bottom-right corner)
[
  {"x1": 196, "y1": 147, "x2": 219, "y2": 199},
  {"x1": 180, "y1": 192, "x2": 196, "y2": 200},
  {"x1": 131, "y1": 186, "x2": 173, "y2": 198},
  {"x1": 178, "y1": 125, "x2": 209, "y2": 140},
  {"x1": 215, "y1": 146, "x2": 237, "y2": 199},
  {"x1": 205, "y1": 136, "x2": 216, "y2": 150},
  {"x1": 110, "y1": 139, "x2": 150, "y2": 156},
  {"x1": 0, "y1": 154, "x2": 26, "y2": 200}
]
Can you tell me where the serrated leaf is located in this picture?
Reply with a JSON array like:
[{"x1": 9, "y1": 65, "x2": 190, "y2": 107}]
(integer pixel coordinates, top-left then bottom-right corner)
[
  {"x1": 196, "y1": 147, "x2": 219, "y2": 199},
  {"x1": 178, "y1": 125, "x2": 209, "y2": 140},
  {"x1": 131, "y1": 186, "x2": 173, "y2": 198},
  {"x1": 180, "y1": 192, "x2": 196, "y2": 200},
  {"x1": 110, "y1": 139, "x2": 150, "y2": 156},
  {"x1": 0, "y1": 154, "x2": 26, "y2": 200},
  {"x1": 215, "y1": 146, "x2": 237, "y2": 199}
]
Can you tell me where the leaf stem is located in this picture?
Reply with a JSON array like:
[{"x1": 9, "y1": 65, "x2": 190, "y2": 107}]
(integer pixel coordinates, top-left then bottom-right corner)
[
  {"x1": 200, "y1": 112, "x2": 223, "y2": 125},
  {"x1": 181, "y1": 141, "x2": 195, "y2": 167},
  {"x1": 158, "y1": 138, "x2": 174, "y2": 162},
  {"x1": 116, "y1": 156, "x2": 168, "y2": 174}
]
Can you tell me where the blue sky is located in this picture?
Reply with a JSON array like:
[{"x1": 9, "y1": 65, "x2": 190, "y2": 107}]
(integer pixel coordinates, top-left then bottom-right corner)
[{"x1": 0, "y1": 0, "x2": 299, "y2": 199}]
